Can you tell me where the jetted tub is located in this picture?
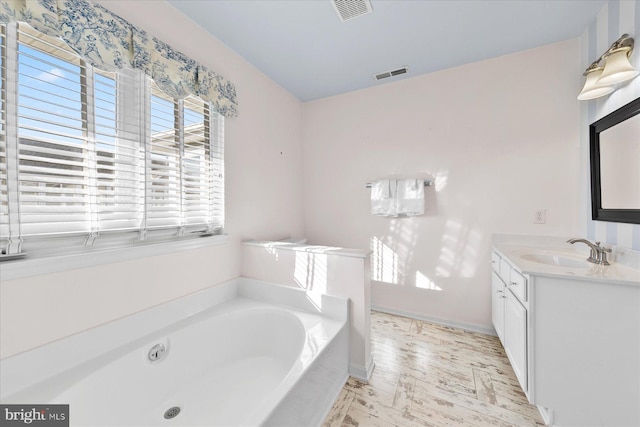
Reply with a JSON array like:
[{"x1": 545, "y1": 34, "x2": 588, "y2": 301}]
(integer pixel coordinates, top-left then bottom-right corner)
[{"x1": 0, "y1": 278, "x2": 349, "y2": 426}]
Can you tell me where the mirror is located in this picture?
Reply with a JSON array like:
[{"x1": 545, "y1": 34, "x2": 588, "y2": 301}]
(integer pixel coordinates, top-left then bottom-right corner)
[{"x1": 590, "y1": 97, "x2": 640, "y2": 224}]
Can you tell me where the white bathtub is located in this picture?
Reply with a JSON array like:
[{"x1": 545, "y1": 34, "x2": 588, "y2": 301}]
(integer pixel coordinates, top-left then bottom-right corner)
[{"x1": 0, "y1": 278, "x2": 349, "y2": 427}]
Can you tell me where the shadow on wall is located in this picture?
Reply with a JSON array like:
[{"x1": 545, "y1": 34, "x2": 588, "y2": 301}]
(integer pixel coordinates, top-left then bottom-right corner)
[
  {"x1": 371, "y1": 216, "x2": 483, "y2": 291},
  {"x1": 294, "y1": 249, "x2": 328, "y2": 309},
  {"x1": 259, "y1": 243, "x2": 347, "y2": 310}
]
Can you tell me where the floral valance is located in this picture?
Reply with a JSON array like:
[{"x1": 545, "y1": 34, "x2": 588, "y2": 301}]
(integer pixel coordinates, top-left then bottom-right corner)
[
  {"x1": 133, "y1": 29, "x2": 197, "y2": 100},
  {"x1": 0, "y1": 0, "x2": 238, "y2": 117},
  {"x1": 197, "y1": 65, "x2": 239, "y2": 118}
]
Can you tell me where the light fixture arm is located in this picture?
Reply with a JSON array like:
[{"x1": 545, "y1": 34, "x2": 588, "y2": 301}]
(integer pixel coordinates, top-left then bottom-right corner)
[
  {"x1": 582, "y1": 33, "x2": 634, "y2": 76},
  {"x1": 583, "y1": 60, "x2": 603, "y2": 76}
]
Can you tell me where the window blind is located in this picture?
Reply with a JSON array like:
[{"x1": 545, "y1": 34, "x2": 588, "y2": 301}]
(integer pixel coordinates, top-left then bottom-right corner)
[
  {"x1": 147, "y1": 84, "x2": 224, "y2": 233},
  {"x1": 210, "y1": 109, "x2": 224, "y2": 229},
  {"x1": 94, "y1": 69, "x2": 144, "y2": 233},
  {"x1": 0, "y1": 23, "x2": 225, "y2": 258},
  {"x1": 183, "y1": 94, "x2": 215, "y2": 227},
  {"x1": 17, "y1": 24, "x2": 89, "y2": 236},
  {"x1": 148, "y1": 84, "x2": 181, "y2": 229},
  {"x1": 0, "y1": 25, "x2": 8, "y2": 245}
]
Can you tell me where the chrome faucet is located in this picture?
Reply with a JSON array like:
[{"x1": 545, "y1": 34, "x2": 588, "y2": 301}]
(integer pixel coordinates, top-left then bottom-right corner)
[{"x1": 567, "y1": 238, "x2": 612, "y2": 265}]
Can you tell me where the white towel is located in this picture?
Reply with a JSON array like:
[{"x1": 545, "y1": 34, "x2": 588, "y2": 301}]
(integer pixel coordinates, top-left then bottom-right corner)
[
  {"x1": 371, "y1": 179, "x2": 397, "y2": 216},
  {"x1": 396, "y1": 179, "x2": 424, "y2": 216}
]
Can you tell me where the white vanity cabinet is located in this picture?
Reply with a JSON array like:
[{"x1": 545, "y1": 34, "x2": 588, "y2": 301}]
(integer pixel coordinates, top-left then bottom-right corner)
[
  {"x1": 491, "y1": 242, "x2": 640, "y2": 427},
  {"x1": 491, "y1": 250, "x2": 529, "y2": 395}
]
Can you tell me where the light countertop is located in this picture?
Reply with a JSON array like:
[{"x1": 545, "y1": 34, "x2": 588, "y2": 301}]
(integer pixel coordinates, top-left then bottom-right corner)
[{"x1": 492, "y1": 234, "x2": 640, "y2": 286}]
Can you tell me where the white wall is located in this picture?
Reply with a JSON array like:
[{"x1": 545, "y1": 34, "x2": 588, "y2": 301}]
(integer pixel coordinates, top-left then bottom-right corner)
[
  {"x1": 0, "y1": 1, "x2": 304, "y2": 359},
  {"x1": 302, "y1": 39, "x2": 581, "y2": 331},
  {"x1": 581, "y1": 0, "x2": 640, "y2": 250}
]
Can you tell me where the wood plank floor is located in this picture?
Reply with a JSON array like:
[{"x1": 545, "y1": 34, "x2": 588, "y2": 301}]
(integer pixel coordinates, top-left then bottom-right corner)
[{"x1": 322, "y1": 311, "x2": 545, "y2": 427}]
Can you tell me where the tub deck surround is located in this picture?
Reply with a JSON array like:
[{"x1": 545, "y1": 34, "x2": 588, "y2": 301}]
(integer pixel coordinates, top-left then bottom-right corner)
[
  {"x1": 243, "y1": 240, "x2": 371, "y2": 259},
  {"x1": 0, "y1": 278, "x2": 349, "y2": 427},
  {"x1": 242, "y1": 240, "x2": 374, "y2": 381}
]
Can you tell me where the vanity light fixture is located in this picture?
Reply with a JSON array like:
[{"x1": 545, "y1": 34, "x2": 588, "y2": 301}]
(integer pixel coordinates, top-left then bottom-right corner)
[
  {"x1": 599, "y1": 35, "x2": 639, "y2": 85},
  {"x1": 578, "y1": 34, "x2": 638, "y2": 101},
  {"x1": 577, "y1": 63, "x2": 615, "y2": 100}
]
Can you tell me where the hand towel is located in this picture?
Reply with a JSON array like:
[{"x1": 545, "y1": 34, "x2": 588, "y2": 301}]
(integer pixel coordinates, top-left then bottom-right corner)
[
  {"x1": 371, "y1": 179, "x2": 397, "y2": 216},
  {"x1": 396, "y1": 179, "x2": 424, "y2": 216}
]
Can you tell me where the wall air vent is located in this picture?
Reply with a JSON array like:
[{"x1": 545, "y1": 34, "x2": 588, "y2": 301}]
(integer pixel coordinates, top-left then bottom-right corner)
[
  {"x1": 332, "y1": 0, "x2": 373, "y2": 22},
  {"x1": 374, "y1": 67, "x2": 409, "y2": 81}
]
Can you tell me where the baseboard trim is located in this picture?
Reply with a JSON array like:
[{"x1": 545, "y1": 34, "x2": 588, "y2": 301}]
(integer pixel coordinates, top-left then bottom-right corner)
[
  {"x1": 537, "y1": 405, "x2": 552, "y2": 426},
  {"x1": 349, "y1": 354, "x2": 375, "y2": 382},
  {"x1": 371, "y1": 304, "x2": 496, "y2": 336}
]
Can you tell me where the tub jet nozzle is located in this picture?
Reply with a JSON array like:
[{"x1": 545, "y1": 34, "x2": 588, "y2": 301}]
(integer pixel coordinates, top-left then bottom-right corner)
[
  {"x1": 164, "y1": 406, "x2": 180, "y2": 419},
  {"x1": 148, "y1": 343, "x2": 166, "y2": 362}
]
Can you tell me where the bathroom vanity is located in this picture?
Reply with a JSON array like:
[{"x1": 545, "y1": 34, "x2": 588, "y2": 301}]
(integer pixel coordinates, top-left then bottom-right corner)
[{"x1": 491, "y1": 235, "x2": 640, "y2": 427}]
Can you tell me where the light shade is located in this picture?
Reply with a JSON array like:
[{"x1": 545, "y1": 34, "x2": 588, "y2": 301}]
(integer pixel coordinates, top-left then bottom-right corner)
[
  {"x1": 598, "y1": 49, "x2": 639, "y2": 85},
  {"x1": 577, "y1": 68, "x2": 615, "y2": 100}
]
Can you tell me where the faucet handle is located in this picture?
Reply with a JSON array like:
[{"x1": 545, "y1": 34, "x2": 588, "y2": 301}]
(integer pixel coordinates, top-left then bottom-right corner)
[
  {"x1": 594, "y1": 241, "x2": 612, "y2": 252},
  {"x1": 595, "y1": 243, "x2": 612, "y2": 265}
]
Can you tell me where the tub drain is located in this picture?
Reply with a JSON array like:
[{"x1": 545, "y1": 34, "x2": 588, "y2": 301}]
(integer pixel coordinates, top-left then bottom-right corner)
[{"x1": 164, "y1": 406, "x2": 180, "y2": 420}]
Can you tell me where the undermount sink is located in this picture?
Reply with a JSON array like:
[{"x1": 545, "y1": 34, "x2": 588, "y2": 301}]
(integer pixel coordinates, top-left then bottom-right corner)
[{"x1": 520, "y1": 252, "x2": 590, "y2": 269}]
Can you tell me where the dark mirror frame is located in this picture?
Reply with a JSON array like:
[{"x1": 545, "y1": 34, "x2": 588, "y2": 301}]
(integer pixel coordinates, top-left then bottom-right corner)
[{"x1": 590, "y1": 96, "x2": 640, "y2": 224}]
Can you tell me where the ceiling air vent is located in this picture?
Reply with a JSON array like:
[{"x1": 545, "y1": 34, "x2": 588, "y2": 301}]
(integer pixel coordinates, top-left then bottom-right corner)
[
  {"x1": 332, "y1": 0, "x2": 373, "y2": 22},
  {"x1": 374, "y1": 66, "x2": 409, "y2": 81}
]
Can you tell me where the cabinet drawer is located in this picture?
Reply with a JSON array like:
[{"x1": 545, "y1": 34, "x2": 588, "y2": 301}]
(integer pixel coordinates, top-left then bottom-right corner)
[
  {"x1": 491, "y1": 252, "x2": 500, "y2": 272},
  {"x1": 509, "y1": 269, "x2": 527, "y2": 303}
]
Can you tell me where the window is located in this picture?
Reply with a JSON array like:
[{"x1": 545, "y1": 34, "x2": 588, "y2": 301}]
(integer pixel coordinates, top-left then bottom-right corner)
[
  {"x1": 0, "y1": 23, "x2": 224, "y2": 258},
  {"x1": 0, "y1": 26, "x2": 8, "y2": 244},
  {"x1": 146, "y1": 82, "x2": 224, "y2": 234}
]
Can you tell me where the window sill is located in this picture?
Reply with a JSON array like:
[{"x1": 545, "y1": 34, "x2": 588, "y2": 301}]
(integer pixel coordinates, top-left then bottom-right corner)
[{"x1": 0, "y1": 235, "x2": 229, "y2": 281}]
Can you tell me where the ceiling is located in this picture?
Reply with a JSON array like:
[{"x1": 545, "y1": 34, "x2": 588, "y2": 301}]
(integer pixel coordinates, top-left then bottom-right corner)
[{"x1": 168, "y1": 0, "x2": 606, "y2": 102}]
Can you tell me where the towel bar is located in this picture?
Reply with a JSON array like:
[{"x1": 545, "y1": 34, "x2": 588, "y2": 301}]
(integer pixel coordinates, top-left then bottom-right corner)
[{"x1": 365, "y1": 180, "x2": 433, "y2": 188}]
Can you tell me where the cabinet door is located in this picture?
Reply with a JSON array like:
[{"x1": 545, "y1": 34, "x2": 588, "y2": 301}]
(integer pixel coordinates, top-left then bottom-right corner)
[
  {"x1": 491, "y1": 270, "x2": 505, "y2": 342},
  {"x1": 504, "y1": 289, "x2": 527, "y2": 393}
]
